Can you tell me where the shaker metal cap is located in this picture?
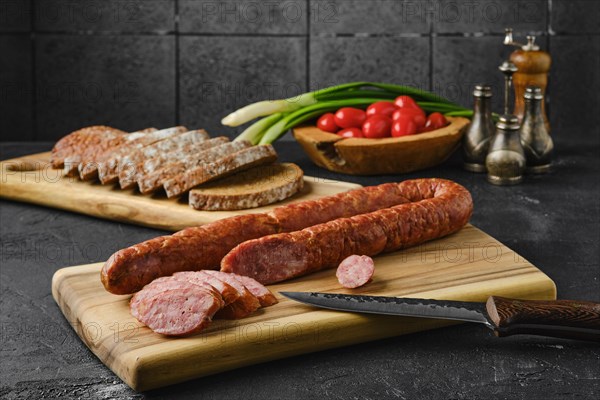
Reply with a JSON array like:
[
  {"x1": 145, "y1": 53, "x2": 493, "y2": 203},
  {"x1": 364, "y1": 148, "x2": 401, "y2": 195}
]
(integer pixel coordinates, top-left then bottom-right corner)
[
  {"x1": 498, "y1": 61, "x2": 518, "y2": 74},
  {"x1": 473, "y1": 85, "x2": 492, "y2": 98},
  {"x1": 524, "y1": 86, "x2": 543, "y2": 100},
  {"x1": 496, "y1": 114, "x2": 520, "y2": 130}
]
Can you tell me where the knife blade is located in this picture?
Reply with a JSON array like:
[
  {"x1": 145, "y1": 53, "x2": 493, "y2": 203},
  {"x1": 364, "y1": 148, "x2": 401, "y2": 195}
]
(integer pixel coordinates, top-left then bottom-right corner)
[{"x1": 280, "y1": 292, "x2": 600, "y2": 342}]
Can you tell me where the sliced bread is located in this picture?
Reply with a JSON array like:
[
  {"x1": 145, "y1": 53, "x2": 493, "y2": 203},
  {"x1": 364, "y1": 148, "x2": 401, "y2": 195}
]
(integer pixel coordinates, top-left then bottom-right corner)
[
  {"x1": 51, "y1": 125, "x2": 127, "y2": 169},
  {"x1": 137, "y1": 141, "x2": 252, "y2": 194},
  {"x1": 142, "y1": 137, "x2": 230, "y2": 176},
  {"x1": 189, "y1": 163, "x2": 304, "y2": 210},
  {"x1": 118, "y1": 129, "x2": 212, "y2": 189},
  {"x1": 78, "y1": 126, "x2": 186, "y2": 181},
  {"x1": 163, "y1": 144, "x2": 278, "y2": 198},
  {"x1": 97, "y1": 126, "x2": 191, "y2": 184},
  {"x1": 57, "y1": 126, "x2": 128, "y2": 176}
]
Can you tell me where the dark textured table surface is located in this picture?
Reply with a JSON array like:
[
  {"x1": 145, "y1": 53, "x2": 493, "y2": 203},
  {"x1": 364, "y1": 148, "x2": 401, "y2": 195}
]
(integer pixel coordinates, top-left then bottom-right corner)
[{"x1": 1, "y1": 141, "x2": 598, "y2": 399}]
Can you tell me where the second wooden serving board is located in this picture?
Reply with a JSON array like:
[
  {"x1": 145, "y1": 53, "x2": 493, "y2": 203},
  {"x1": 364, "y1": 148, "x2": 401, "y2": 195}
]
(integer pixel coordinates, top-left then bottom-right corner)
[{"x1": 52, "y1": 225, "x2": 556, "y2": 392}]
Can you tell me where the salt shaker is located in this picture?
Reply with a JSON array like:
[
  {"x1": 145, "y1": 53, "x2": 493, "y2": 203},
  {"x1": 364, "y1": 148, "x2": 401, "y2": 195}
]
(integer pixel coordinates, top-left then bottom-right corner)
[
  {"x1": 462, "y1": 85, "x2": 495, "y2": 172},
  {"x1": 486, "y1": 115, "x2": 526, "y2": 185},
  {"x1": 520, "y1": 86, "x2": 553, "y2": 173}
]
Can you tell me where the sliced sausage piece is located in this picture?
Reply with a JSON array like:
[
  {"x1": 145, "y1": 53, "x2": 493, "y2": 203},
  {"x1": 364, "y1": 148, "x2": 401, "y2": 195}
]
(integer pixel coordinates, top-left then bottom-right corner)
[
  {"x1": 336, "y1": 255, "x2": 375, "y2": 289},
  {"x1": 130, "y1": 277, "x2": 222, "y2": 322},
  {"x1": 201, "y1": 270, "x2": 261, "y2": 319},
  {"x1": 132, "y1": 286, "x2": 222, "y2": 336},
  {"x1": 221, "y1": 179, "x2": 473, "y2": 284},
  {"x1": 173, "y1": 271, "x2": 239, "y2": 306},
  {"x1": 231, "y1": 275, "x2": 278, "y2": 307}
]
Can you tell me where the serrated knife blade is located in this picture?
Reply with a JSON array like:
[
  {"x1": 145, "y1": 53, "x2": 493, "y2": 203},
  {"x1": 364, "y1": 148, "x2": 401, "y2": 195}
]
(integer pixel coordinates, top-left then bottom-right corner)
[
  {"x1": 280, "y1": 291, "x2": 494, "y2": 328},
  {"x1": 279, "y1": 292, "x2": 600, "y2": 342}
]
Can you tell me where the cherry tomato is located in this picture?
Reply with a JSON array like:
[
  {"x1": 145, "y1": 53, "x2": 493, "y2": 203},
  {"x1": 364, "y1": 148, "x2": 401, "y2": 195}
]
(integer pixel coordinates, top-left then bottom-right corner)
[
  {"x1": 393, "y1": 95, "x2": 420, "y2": 109},
  {"x1": 362, "y1": 115, "x2": 392, "y2": 138},
  {"x1": 317, "y1": 113, "x2": 339, "y2": 133},
  {"x1": 334, "y1": 107, "x2": 367, "y2": 129},
  {"x1": 338, "y1": 127, "x2": 364, "y2": 138},
  {"x1": 366, "y1": 101, "x2": 396, "y2": 118},
  {"x1": 422, "y1": 112, "x2": 449, "y2": 132},
  {"x1": 391, "y1": 115, "x2": 417, "y2": 137},
  {"x1": 392, "y1": 108, "x2": 426, "y2": 129}
]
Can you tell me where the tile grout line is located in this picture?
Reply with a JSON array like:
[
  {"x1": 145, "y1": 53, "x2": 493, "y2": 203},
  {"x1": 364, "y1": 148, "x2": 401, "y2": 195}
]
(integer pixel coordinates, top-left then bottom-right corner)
[
  {"x1": 30, "y1": 0, "x2": 36, "y2": 141},
  {"x1": 428, "y1": 13, "x2": 433, "y2": 92},
  {"x1": 306, "y1": 0, "x2": 311, "y2": 91},
  {"x1": 174, "y1": 1, "x2": 180, "y2": 126},
  {"x1": 546, "y1": 0, "x2": 552, "y2": 119},
  {"x1": 19, "y1": 31, "x2": 599, "y2": 38}
]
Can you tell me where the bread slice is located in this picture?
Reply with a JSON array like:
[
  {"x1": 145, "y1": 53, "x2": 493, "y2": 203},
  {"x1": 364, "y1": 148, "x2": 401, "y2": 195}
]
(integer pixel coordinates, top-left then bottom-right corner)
[
  {"x1": 51, "y1": 125, "x2": 127, "y2": 169},
  {"x1": 118, "y1": 129, "x2": 212, "y2": 189},
  {"x1": 79, "y1": 126, "x2": 186, "y2": 181},
  {"x1": 58, "y1": 126, "x2": 129, "y2": 176},
  {"x1": 163, "y1": 144, "x2": 278, "y2": 198},
  {"x1": 189, "y1": 163, "x2": 304, "y2": 211},
  {"x1": 138, "y1": 141, "x2": 252, "y2": 195},
  {"x1": 97, "y1": 126, "x2": 193, "y2": 184}
]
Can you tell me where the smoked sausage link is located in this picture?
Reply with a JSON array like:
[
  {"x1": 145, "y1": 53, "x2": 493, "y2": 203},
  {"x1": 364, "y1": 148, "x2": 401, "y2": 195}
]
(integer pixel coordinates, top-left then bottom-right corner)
[
  {"x1": 101, "y1": 179, "x2": 470, "y2": 294},
  {"x1": 221, "y1": 179, "x2": 473, "y2": 284},
  {"x1": 101, "y1": 214, "x2": 280, "y2": 294}
]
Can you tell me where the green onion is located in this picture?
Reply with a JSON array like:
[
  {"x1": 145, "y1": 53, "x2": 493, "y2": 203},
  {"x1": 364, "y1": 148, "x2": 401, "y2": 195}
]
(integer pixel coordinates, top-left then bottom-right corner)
[
  {"x1": 443, "y1": 110, "x2": 474, "y2": 118},
  {"x1": 221, "y1": 93, "x2": 315, "y2": 127},
  {"x1": 224, "y1": 82, "x2": 470, "y2": 144},
  {"x1": 233, "y1": 113, "x2": 286, "y2": 145}
]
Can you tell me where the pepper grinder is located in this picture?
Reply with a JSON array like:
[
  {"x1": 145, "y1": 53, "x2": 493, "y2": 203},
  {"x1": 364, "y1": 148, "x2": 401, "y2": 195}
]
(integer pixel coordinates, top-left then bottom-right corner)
[
  {"x1": 504, "y1": 28, "x2": 551, "y2": 130},
  {"x1": 462, "y1": 85, "x2": 495, "y2": 172},
  {"x1": 486, "y1": 115, "x2": 526, "y2": 185},
  {"x1": 520, "y1": 86, "x2": 553, "y2": 172}
]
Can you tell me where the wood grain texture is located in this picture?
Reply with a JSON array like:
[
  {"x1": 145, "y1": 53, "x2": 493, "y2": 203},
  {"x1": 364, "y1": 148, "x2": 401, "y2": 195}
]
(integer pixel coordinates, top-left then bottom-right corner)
[
  {"x1": 0, "y1": 152, "x2": 361, "y2": 231},
  {"x1": 52, "y1": 225, "x2": 556, "y2": 392},
  {"x1": 486, "y1": 296, "x2": 600, "y2": 341},
  {"x1": 293, "y1": 117, "x2": 469, "y2": 175}
]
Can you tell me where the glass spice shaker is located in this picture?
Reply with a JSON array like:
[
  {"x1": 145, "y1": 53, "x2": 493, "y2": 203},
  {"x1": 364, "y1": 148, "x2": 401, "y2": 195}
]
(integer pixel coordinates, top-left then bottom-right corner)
[
  {"x1": 520, "y1": 86, "x2": 553, "y2": 173},
  {"x1": 462, "y1": 85, "x2": 495, "y2": 172},
  {"x1": 486, "y1": 114, "x2": 526, "y2": 185}
]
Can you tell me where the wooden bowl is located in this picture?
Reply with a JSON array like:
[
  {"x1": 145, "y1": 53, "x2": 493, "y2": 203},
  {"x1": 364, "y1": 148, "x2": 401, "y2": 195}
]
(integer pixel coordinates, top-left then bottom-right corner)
[{"x1": 293, "y1": 116, "x2": 470, "y2": 175}]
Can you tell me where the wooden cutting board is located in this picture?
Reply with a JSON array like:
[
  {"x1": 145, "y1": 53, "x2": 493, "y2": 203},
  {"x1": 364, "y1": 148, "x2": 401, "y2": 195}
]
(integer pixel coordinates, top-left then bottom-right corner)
[
  {"x1": 0, "y1": 152, "x2": 361, "y2": 231},
  {"x1": 52, "y1": 225, "x2": 556, "y2": 392}
]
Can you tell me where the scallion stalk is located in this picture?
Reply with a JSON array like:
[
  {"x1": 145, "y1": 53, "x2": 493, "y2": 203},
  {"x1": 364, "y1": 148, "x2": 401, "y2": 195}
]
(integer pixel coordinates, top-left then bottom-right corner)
[
  {"x1": 221, "y1": 93, "x2": 316, "y2": 127},
  {"x1": 223, "y1": 82, "x2": 461, "y2": 127},
  {"x1": 233, "y1": 112, "x2": 285, "y2": 145}
]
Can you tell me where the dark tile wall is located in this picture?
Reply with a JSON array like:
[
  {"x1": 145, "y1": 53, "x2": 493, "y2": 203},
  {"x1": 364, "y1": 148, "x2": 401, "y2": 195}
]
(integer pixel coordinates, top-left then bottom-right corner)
[{"x1": 0, "y1": 0, "x2": 598, "y2": 143}]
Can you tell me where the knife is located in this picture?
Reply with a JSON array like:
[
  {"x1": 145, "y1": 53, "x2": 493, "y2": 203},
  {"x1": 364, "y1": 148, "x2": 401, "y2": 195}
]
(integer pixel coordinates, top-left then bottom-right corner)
[{"x1": 280, "y1": 292, "x2": 600, "y2": 342}]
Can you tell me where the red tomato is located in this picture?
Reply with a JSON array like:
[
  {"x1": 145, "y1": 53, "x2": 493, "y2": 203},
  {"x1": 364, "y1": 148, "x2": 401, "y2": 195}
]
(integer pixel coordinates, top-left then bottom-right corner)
[
  {"x1": 422, "y1": 112, "x2": 448, "y2": 132},
  {"x1": 391, "y1": 115, "x2": 417, "y2": 137},
  {"x1": 366, "y1": 101, "x2": 396, "y2": 118},
  {"x1": 338, "y1": 127, "x2": 364, "y2": 138},
  {"x1": 334, "y1": 107, "x2": 367, "y2": 129},
  {"x1": 393, "y1": 95, "x2": 420, "y2": 109},
  {"x1": 317, "y1": 113, "x2": 339, "y2": 133},
  {"x1": 392, "y1": 108, "x2": 426, "y2": 129},
  {"x1": 362, "y1": 115, "x2": 392, "y2": 138}
]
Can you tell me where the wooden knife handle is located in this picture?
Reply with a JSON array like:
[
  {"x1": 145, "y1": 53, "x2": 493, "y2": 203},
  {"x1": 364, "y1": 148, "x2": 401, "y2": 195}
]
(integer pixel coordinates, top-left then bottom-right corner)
[{"x1": 486, "y1": 296, "x2": 600, "y2": 342}]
